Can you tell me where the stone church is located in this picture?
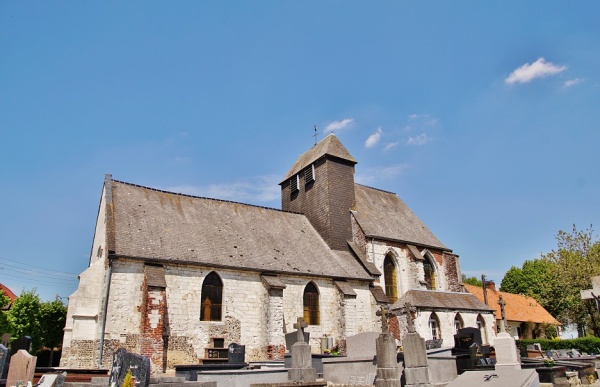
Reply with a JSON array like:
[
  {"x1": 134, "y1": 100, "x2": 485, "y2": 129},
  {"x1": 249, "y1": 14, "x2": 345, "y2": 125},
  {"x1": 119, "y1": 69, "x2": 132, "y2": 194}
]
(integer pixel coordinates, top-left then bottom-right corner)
[{"x1": 61, "y1": 134, "x2": 495, "y2": 372}]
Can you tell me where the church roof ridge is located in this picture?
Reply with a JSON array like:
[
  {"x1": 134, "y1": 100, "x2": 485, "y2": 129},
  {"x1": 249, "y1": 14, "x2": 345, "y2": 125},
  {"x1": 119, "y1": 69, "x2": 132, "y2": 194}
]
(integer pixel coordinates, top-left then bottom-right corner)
[
  {"x1": 280, "y1": 133, "x2": 357, "y2": 183},
  {"x1": 110, "y1": 177, "x2": 301, "y2": 215}
]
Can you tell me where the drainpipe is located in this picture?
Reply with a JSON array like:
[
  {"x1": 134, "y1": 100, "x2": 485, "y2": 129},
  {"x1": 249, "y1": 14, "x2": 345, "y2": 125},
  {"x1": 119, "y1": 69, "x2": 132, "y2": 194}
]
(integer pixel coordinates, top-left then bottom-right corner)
[{"x1": 98, "y1": 255, "x2": 114, "y2": 368}]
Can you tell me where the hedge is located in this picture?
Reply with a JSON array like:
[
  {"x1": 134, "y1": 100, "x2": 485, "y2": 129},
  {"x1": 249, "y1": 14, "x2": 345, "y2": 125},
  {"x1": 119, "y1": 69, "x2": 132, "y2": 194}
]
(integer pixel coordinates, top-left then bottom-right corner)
[{"x1": 516, "y1": 337, "x2": 600, "y2": 355}]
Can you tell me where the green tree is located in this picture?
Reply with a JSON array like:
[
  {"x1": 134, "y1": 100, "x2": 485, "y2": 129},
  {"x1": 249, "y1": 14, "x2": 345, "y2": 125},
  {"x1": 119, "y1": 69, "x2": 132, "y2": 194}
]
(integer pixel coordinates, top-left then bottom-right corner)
[
  {"x1": 461, "y1": 274, "x2": 483, "y2": 287},
  {"x1": 542, "y1": 226, "x2": 600, "y2": 336},
  {"x1": 0, "y1": 290, "x2": 11, "y2": 335},
  {"x1": 7, "y1": 289, "x2": 43, "y2": 351},
  {"x1": 39, "y1": 298, "x2": 68, "y2": 349}
]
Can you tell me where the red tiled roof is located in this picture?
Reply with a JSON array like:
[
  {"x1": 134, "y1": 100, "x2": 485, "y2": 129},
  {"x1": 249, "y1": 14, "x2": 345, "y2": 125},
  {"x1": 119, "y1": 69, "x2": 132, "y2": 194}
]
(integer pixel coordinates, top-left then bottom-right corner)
[
  {"x1": 464, "y1": 283, "x2": 560, "y2": 325},
  {"x1": 0, "y1": 283, "x2": 17, "y2": 303}
]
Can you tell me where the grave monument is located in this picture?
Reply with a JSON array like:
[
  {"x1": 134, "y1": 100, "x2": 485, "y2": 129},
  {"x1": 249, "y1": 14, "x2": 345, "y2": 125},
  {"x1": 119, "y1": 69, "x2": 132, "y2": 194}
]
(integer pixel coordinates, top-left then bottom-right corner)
[
  {"x1": 399, "y1": 303, "x2": 432, "y2": 387},
  {"x1": 374, "y1": 305, "x2": 401, "y2": 387},
  {"x1": 287, "y1": 317, "x2": 317, "y2": 383}
]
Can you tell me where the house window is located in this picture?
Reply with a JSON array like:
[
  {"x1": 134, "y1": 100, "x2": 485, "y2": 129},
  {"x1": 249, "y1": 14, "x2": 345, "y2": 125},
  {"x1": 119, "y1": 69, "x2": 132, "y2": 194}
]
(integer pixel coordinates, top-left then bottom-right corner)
[
  {"x1": 303, "y1": 282, "x2": 320, "y2": 325},
  {"x1": 200, "y1": 272, "x2": 223, "y2": 321},
  {"x1": 423, "y1": 258, "x2": 436, "y2": 290},
  {"x1": 383, "y1": 255, "x2": 398, "y2": 304},
  {"x1": 429, "y1": 313, "x2": 441, "y2": 340}
]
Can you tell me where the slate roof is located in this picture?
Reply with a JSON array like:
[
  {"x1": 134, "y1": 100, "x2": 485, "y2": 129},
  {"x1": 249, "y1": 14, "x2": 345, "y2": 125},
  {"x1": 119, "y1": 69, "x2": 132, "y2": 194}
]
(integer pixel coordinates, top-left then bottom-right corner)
[
  {"x1": 352, "y1": 184, "x2": 449, "y2": 251},
  {"x1": 107, "y1": 179, "x2": 372, "y2": 281},
  {"x1": 464, "y1": 284, "x2": 560, "y2": 325},
  {"x1": 281, "y1": 134, "x2": 357, "y2": 183},
  {"x1": 391, "y1": 289, "x2": 494, "y2": 313}
]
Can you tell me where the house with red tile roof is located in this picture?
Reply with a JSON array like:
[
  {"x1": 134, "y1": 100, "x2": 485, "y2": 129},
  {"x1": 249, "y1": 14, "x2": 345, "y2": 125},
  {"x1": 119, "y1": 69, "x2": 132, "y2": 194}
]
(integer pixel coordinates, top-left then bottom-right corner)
[
  {"x1": 0, "y1": 283, "x2": 17, "y2": 309},
  {"x1": 464, "y1": 282, "x2": 560, "y2": 339}
]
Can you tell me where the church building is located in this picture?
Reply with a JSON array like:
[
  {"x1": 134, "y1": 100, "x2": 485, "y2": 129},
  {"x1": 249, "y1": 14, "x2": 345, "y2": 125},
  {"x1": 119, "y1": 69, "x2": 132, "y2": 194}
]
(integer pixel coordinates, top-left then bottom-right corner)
[{"x1": 61, "y1": 134, "x2": 494, "y2": 372}]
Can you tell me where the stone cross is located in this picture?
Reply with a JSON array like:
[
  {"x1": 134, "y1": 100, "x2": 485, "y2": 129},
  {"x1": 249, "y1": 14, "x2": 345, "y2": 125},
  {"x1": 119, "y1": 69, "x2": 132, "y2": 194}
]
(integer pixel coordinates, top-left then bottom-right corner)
[
  {"x1": 293, "y1": 317, "x2": 308, "y2": 343},
  {"x1": 581, "y1": 276, "x2": 600, "y2": 314},
  {"x1": 498, "y1": 295, "x2": 507, "y2": 333},
  {"x1": 375, "y1": 305, "x2": 389, "y2": 334},
  {"x1": 403, "y1": 302, "x2": 417, "y2": 333}
]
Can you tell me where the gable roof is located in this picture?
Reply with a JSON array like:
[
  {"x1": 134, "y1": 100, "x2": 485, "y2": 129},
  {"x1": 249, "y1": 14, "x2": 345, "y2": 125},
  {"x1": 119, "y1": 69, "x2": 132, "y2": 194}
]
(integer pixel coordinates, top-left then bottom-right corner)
[
  {"x1": 281, "y1": 134, "x2": 357, "y2": 183},
  {"x1": 463, "y1": 283, "x2": 560, "y2": 325},
  {"x1": 107, "y1": 179, "x2": 371, "y2": 281},
  {"x1": 0, "y1": 283, "x2": 17, "y2": 307},
  {"x1": 352, "y1": 184, "x2": 449, "y2": 251},
  {"x1": 391, "y1": 289, "x2": 494, "y2": 313}
]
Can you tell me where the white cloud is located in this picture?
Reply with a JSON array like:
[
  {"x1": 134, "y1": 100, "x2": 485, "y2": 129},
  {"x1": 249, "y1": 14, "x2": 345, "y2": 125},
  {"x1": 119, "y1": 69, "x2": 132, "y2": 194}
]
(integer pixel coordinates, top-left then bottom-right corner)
[
  {"x1": 355, "y1": 164, "x2": 410, "y2": 185},
  {"x1": 325, "y1": 118, "x2": 354, "y2": 133},
  {"x1": 407, "y1": 133, "x2": 430, "y2": 145},
  {"x1": 365, "y1": 127, "x2": 382, "y2": 148},
  {"x1": 563, "y1": 78, "x2": 583, "y2": 88},
  {"x1": 166, "y1": 174, "x2": 281, "y2": 205},
  {"x1": 505, "y1": 57, "x2": 567, "y2": 84},
  {"x1": 383, "y1": 142, "x2": 398, "y2": 152}
]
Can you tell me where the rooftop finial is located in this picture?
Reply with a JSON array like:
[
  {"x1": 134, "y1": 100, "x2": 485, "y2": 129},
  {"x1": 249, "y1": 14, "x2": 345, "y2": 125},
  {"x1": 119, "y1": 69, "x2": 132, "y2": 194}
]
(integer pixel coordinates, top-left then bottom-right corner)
[{"x1": 313, "y1": 125, "x2": 319, "y2": 146}]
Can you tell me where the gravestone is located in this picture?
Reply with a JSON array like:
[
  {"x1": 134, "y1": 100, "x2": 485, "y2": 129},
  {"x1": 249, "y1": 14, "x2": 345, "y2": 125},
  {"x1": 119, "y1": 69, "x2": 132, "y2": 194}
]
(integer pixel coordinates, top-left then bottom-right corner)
[
  {"x1": 287, "y1": 317, "x2": 317, "y2": 383},
  {"x1": 375, "y1": 305, "x2": 401, "y2": 387},
  {"x1": 285, "y1": 331, "x2": 309, "y2": 351},
  {"x1": 37, "y1": 372, "x2": 67, "y2": 387},
  {"x1": 6, "y1": 350, "x2": 37, "y2": 387},
  {"x1": 0, "y1": 344, "x2": 8, "y2": 380},
  {"x1": 10, "y1": 337, "x2": 32, "y2": 355},
  {"x1": 346, "y1": 332, "x2": 379, "y2": 358},
  {"x1": 108, "y1": 348, "x2": 151, "y2": 387},
  {"x1": 227, "y1": 343, "x2": 245, "y2": 364},
  {"x1": 400, "y1": 303, "x2": 432, "y2": 387},
  {"x1": 1, "y1": 334, "x2": 10, "y2": 347}
]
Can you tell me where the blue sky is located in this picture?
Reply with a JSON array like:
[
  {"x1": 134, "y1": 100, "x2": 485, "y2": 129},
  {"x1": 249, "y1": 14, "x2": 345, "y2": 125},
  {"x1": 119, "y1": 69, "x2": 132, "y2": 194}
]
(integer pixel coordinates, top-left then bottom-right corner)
[{"x1": 1, "y1": 2, "x2": 599, "y2": 301}]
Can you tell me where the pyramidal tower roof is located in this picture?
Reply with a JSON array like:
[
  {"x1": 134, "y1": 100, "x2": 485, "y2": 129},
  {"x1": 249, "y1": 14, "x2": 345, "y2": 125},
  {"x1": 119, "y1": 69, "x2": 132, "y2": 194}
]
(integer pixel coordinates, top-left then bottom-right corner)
[{"x1": 280, "y1": 134, "x2": 357, "y2": 183}]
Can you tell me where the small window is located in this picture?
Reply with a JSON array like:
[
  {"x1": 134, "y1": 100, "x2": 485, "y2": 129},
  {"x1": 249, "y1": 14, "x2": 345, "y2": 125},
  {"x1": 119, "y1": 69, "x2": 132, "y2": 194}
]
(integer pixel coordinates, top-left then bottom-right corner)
[
  {"x1": 303, "y1": 282, "x2": 320, "y2": 325},
  {"x1": 304, "y1": 164, "x2": 315, "y2": 184},
  {"x1": 290, "y1": 174, "x2": 299, "y2": 193},
  {"x1": 200, "y1": 272, "x2": 223, "y2": 321}
]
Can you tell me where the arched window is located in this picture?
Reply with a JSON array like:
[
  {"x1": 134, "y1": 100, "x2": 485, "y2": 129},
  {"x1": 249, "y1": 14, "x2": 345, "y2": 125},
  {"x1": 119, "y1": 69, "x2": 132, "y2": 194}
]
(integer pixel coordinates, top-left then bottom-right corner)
[
  {"x1": 200, "y1": 272, "x2": 223, "y2": 321},
  {"x1": 477, "y1": 314, "x2": 488, "y2": 344},
  {"x1": 454, "y1": 313, "x2": 464, "y2": 333},
  {"x1": 303, "y1": 282, "x2": 320, "y2": 325},
  {"x1": 423, "y1": 256, "x2": 436, "y2": 290},
  {"x1": 429, "y1": 313, "x2": 441, "y2": 340},
  {"x1": 383, "y1": 255, "x2": 398, "y2": 304}
]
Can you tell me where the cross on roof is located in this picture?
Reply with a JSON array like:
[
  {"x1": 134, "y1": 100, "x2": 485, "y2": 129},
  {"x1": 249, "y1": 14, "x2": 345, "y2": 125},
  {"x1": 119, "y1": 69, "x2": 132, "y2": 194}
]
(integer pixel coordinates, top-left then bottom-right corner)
[
  {"x1": 581, "y1": 276, "x2": 600, "y2": 314},
  {"x1": 293, "y1": 317, "x2": 308, "y2": 343}
]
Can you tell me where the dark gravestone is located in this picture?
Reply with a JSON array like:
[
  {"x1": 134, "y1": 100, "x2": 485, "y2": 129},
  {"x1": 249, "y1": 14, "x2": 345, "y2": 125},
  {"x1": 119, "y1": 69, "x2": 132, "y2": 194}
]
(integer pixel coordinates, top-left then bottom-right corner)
[
  {"x1": 457, "y1": 327, "x2": 482, "y2": 346},
  {"x1": 0, "y1": 344, "x2": 8, "y2": 380},
  {"x1": 227, "y1": 343, "x2": 245, "y2": 364},
  {"x1": 10, "y1": 337, "x2": 32, "y2": 355},
  {"x1": 108, "y1": 348, "x2": 150, "y2": 387},
  {"x1": 285, "y1": 331, "x2": 309, "y2": 352}
]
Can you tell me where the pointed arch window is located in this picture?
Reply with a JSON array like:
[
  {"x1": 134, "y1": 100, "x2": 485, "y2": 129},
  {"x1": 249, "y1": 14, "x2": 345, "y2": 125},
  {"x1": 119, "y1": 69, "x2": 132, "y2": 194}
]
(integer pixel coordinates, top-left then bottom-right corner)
[
  {"x1": 429, "y1": 312, "x2": 441, "y2": 340},
  {"x1": 423, "y1": 256, "x2": 437, "y2": 290},
  {"x1": 200, "y1": 272, "x2": 223, "y2": 321},
  {"x1": 383, "y1": 255, "x2": 398, "y2": 304},
  {"x1": 454, "y1": 313, "x2": 464, "y2": 334},
  {"x1": 303, "y1": 282, "x2": 320, "y2": 325}
]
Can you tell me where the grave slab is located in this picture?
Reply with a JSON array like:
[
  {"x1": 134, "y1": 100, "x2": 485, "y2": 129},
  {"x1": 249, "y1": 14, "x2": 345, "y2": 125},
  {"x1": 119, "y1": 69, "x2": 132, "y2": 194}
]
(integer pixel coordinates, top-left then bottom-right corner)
[{"x1": 6, "y1": 350, "x2": 36, "y2": 387}]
